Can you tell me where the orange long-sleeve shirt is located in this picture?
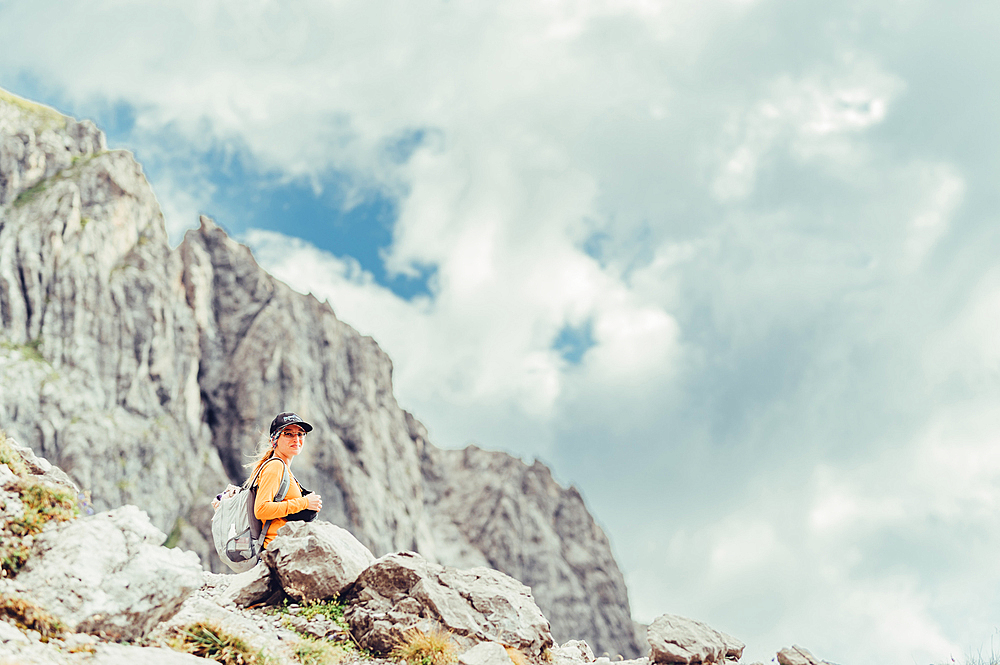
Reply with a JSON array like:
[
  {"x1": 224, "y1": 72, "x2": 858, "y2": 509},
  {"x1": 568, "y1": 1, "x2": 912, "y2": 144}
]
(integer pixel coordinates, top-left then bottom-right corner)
[{"x1": 253, "y1": 458, "x2": 309, "y2": 548}]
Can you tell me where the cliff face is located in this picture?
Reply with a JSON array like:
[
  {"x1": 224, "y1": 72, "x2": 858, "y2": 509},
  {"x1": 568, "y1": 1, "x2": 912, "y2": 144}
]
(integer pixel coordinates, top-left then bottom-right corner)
[
  {"x1": 0, "y1": 92, "x2": 226, "y2": 553},
  {"x1": 423, "y1": 445, "x2": 640, "y2": 658},
  {"x1": 0, "y1": 89, "x2": 641, "y2": 658}
]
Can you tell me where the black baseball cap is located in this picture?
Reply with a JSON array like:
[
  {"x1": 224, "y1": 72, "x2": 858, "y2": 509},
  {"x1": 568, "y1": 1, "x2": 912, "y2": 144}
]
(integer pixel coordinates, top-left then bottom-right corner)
[{"x1": 269, "y1": 412, "x2": 314, "y2": 438}]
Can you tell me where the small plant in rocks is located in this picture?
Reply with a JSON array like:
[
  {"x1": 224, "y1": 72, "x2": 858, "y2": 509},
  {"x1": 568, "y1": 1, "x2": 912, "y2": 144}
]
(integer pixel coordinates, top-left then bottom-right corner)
[
  {"x1": 270, "y1": 598, "x2": 367, "y2": 656},
  {"x1": 1, "y1": 430, "x2": 80, "y2": 575},
  {"x1": 294, "y1": 637, "x2": 350, "y2": 665},
  {"x1": 391, "y1": 628, "x2": 458, "y2": 665},
  {"x1": 0, "y1": 431, "x2": 29, "y2": 476},
  {"x1": 296, "y1": 598, "x2": 349, "y2": 626},
  {"x1": 170, "y1": 621, "x2": 272, "y2": 665},
  {"x1": 8, "y1": 479, "x2": 79, "y2": 534},
  {"x1": 0, "y1": 591, "x2": 65, "y2": 640}
]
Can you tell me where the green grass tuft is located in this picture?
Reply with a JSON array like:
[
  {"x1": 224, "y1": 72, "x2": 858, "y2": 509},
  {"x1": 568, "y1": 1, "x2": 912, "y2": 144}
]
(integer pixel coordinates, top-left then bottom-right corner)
[
  {"x1": 0, "y1": 337, "x2": 47, "y2": 363},
  {"x1": 391, "y1": 628, "x2": 458, "y2": 665},
  {"x1": 0, "y1": 431, "x2": 30, "y2": 477},
  {"x1": 294, "y1": 638, "x2": 349, "y2": 665},
  {"x1": 1, "y1": 477, "x2": 79, "y2": 576},
  {"x1": 12, "y1": 179, "x2": 51, "y2": 208},
  {"x1": 271, "y1": 598, "x2": 368, "y2": 656},
  {"x1": 169, "y1": 621, "x2": 273, "y2": 665},
  {"x1": 0, "y1": 88, "x2": 68, "y2": 131},
  {"x1": 7, "y1": 479, "x2": 79, "y2": 535},
  {"x1": 0, "y1": 591, "x2": 65, "y2": 640},
  {"x1": 296, "y1": 599, "x2": 348, "y2": 625}
]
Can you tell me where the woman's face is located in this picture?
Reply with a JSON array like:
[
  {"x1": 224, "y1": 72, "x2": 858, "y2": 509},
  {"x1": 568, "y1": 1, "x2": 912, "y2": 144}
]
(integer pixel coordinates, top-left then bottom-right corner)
[{"x1": 274, "y1": 425, "x2": 307, "y2": 460}]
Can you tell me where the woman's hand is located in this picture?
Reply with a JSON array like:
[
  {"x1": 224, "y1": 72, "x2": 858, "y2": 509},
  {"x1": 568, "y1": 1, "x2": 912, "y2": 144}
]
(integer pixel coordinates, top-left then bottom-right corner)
[{"x1": 306, "y1": 493, "x2": 322, "y2": 511}]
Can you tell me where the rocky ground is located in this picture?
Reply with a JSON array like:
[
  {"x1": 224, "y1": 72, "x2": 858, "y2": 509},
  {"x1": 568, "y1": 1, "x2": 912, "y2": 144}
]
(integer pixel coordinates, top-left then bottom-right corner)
[{"x1": 0, "y1": 433, "x2": 836, "y2": 665}]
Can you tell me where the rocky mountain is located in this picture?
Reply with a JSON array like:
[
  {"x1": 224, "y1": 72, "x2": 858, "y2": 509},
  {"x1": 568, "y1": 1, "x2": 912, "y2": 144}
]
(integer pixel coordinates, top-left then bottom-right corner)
[{"x1": 0, "y1": 88, "x2": 641, "y2": 658}]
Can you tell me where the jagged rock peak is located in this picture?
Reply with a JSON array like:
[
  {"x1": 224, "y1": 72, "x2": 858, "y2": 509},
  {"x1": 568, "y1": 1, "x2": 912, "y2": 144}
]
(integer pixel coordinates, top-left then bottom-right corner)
[
  {"x1": 424, "y1": 444, "x2": 641, "y2": 658},
  {"x1": 0, "y1": 88, "x2": 106, "y2": 207}
]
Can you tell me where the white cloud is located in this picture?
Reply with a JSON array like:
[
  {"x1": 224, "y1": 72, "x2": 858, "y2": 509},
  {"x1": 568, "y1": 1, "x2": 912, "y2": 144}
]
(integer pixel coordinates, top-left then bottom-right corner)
[
  {"x1": 712, "y1": 58, "x2": 904, "y2": 201},
  {"x1": 245, "y1": 225, "x2": 680, "y2": 440},
  {"x1": 904, "y1": 164, "x2": 965, "y2": 266}
]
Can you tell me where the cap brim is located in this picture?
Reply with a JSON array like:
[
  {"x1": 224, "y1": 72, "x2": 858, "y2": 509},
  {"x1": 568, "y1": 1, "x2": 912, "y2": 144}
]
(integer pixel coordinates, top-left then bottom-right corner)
[{"x1": 277, "y1": 421, "x2": 313, "y2": 434}]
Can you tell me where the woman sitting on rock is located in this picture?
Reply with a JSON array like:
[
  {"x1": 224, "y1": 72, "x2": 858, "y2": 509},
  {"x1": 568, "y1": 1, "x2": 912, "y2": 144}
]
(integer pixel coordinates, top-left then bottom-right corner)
[{"x1": 248, "y1": 412, "x2": 324, "y2": 548}]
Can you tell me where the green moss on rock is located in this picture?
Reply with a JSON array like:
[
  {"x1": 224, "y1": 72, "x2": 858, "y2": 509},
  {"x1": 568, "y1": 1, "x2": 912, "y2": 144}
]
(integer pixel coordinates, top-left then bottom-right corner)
[{"x1": 0, "y1": 88, "x2": 68, "y2": 132}]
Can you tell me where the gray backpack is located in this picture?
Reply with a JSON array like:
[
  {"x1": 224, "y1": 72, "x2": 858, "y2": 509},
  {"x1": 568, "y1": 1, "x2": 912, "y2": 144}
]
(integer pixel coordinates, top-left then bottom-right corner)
[{"x1": 211, "y1": 458, "x2": 290, "y2": 572}]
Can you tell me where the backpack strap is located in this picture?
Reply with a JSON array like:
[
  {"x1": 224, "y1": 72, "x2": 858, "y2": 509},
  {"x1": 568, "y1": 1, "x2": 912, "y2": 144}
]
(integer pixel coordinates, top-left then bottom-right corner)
[{"x1": 254, "y1": 458, "x2": 291, "y2": 552}]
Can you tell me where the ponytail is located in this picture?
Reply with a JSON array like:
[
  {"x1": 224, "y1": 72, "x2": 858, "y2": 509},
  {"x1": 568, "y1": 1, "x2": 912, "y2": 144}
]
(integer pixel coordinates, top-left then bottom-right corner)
[{"x1": 244, "y1": 430, "x2": 279, "y2": 488}]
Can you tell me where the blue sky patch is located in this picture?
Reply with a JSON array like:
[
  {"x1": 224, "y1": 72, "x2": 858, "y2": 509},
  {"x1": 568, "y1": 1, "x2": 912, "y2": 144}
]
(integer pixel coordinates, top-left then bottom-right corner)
[
  {"x1": 2, "y1": 79, "x2": 434, "y2": 301},
  {"x1": 553, "y1": 319, "x2": 595, "y2": 364}
]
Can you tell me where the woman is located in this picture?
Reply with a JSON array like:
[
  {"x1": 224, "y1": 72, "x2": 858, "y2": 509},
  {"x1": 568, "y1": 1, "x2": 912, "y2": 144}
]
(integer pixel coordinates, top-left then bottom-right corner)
[{"x1": 248, "y1": 411, "x2": 324, "y2": 549}]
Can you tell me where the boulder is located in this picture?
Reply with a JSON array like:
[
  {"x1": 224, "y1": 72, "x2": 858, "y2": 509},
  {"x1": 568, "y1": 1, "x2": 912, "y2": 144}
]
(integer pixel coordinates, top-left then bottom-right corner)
[
  {"x1": 262, "y1": 520, "x2": 375, "y2": 601},
  {"x1": 216, "y1": 561, "x2": 276, "y2": 608},
  {"x1": 343, "y1": 551, "x2": 554, "y2": 656},
  {"x1": 460, "y1": 641, "x2": 516, "y2": 665},
  {"x1": 595, "y1": 659, "x2": 650, "y2": 665},
  {"x1": 647, "y1": 615, "x2": 744, "y2": 664},
  {"x1": 13, "y1": 505, "x2": 202, "y2": 641},
  {"x1": 777, "y1": 645, "x2": 827, "y2": 665},
  {"x1": 0, "y1": 640, "x2": 214, "y2": 664},
  {"x1": 0, "y1": 619, "x2": 31, "y2": 646},
  {"x1": 718, "y1": 631, "x2": 744, "y2": 661},
  {"x1": 3, "y1": 438, "x2": 78, "y2": 493},
  {"x1": 89, "y1": 644, "x2": 216, "y2": 664},
  {"x1": 549, "y1": 640, "x2": 597, "y2": 665},
  {"x1": 425, "y1": 444, "x2": 642, "y2": 658}
]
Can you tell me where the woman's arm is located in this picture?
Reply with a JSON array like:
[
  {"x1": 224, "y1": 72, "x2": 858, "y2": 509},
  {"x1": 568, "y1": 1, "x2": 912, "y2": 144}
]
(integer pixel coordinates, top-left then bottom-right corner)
[{"x1": 254, "y1": 460, "x2": 308, "y2": 520}]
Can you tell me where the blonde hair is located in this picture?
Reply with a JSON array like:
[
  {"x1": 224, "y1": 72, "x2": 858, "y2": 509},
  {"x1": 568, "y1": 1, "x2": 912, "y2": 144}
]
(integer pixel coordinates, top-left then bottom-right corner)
[{"x1": 244, "y1": 429, "x2": 279, "y2": 488}]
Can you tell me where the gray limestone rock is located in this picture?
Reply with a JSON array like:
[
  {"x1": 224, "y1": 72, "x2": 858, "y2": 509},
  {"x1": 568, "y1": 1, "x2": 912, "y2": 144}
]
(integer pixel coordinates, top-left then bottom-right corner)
[
  {"x1": 459, "y1": 642, "x2": 515, "y2": 665},
  {"x1": 646, "y1": 614, "x2": 744, "y2": 664},
  {"x1": 88, "y1": 644, "x2": 215, "y2": 664},
  {"x1": 776, "y1": 645, "x2": 829, "y2": 665},
  {"x1": 0, "y1": 90, "x2": 104, "y2": 208},
  {"x1": 0, "y1": 91, "x2": 228, "y2": 569},
  {"x1": 262, "y1": 520, "x2": 375, "y2": 601},
  {"x1": 0, "y1": 620, "x2": 30, "y2": 646},
  {"x1": 0, "y1": 640, "x2": 215, "y2": 665},
  {"x1": 549, "y1": 640, "x2": 597, "y2": 665},
  {"x1": 216, "y1": 561, "x2": 276, "y2": 608},
  {"x1": 13, "y1": 505, "x2": 202, "y2": 641},
  {"x1": 3, "y1": 438, "x2": 78, "y2": 492},
  {"x1": 343, "y1": 551, "x2": 554, "y2": 657},
  {"x1": 422, "y1": 444, "x2": 641, "y2": 658},
  {"x1": 596, "y1": 658, "x2": 650, "y2": 665}
]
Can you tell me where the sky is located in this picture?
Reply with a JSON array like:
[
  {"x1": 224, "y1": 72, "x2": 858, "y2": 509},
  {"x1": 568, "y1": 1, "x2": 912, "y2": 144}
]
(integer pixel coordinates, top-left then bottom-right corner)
[{"x1": 2, "y1": 1, "x2": 999, "y2": 662}]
